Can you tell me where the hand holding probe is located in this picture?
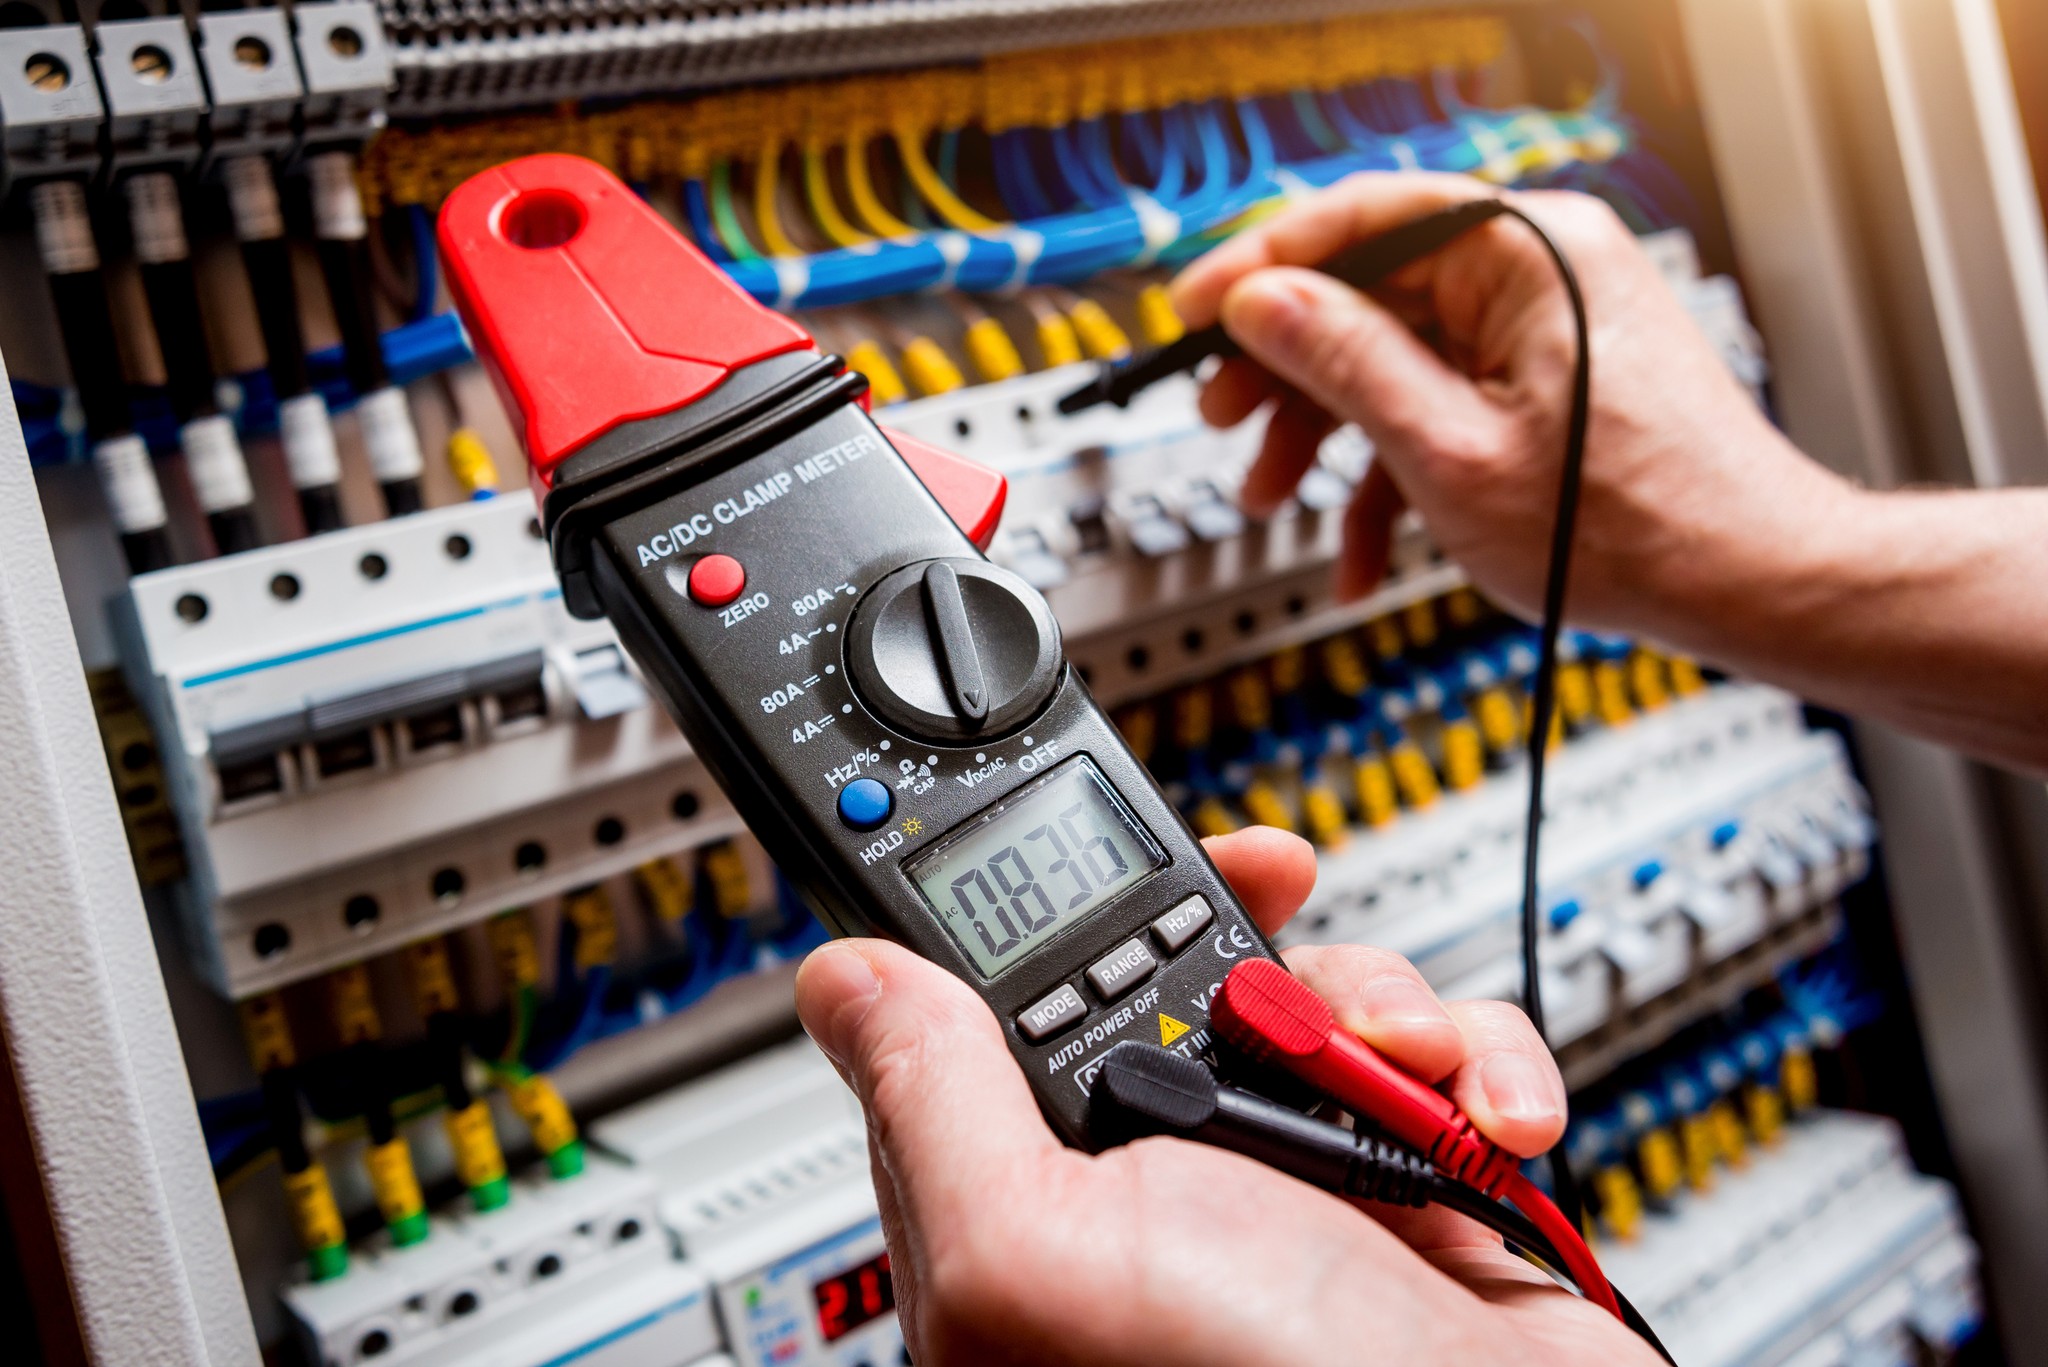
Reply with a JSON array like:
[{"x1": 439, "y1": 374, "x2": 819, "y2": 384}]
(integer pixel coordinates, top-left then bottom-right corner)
[
  {"x1": 1209, "y1": 958, "x2": 1624, "y2": 1323},
  {"x1": 1091, "y1": 1040, "x2": 1673, "y2": 1362},
  {"x1": 1064, "y1": 186, "x2": 1601, "y2": 1241},
  {"x1": 1055, "y1": 197, "x2": 1513, "y2": 415}
]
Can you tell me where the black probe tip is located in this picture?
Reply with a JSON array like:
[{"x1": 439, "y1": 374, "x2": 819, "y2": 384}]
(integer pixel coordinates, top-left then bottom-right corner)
[
  {"x1": 1055, "y1": 376, "x2": 1113, "y2": 415},
  {"x1": 1095, "y1": 1041, "x2": 1221, "y2": 1135}
]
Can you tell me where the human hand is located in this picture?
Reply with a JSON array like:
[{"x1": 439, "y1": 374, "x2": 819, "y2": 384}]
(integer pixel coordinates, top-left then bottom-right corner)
[
  {"x1": 794, "y1": 826, "x2": 1662, "y2": 1367},
  {"x1": 1169, "y1": 172, "x2": 1852, "y2": 647}
]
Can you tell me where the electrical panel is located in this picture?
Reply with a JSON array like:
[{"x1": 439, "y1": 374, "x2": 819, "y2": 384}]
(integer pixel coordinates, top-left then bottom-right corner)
[{"x1": 0, "y1": 0, "x2": 1999, "y2": 1361}]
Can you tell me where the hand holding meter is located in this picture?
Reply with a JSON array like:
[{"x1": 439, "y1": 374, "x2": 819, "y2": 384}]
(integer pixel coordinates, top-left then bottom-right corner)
[{"x1": 438, "y1": 155, "x2": 1285, "y2": 1146}]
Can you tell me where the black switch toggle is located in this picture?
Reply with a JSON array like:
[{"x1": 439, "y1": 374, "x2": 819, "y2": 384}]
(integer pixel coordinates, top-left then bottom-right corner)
[{"x1": 923, "y1": 561, "x2": 989, "y2": 722}]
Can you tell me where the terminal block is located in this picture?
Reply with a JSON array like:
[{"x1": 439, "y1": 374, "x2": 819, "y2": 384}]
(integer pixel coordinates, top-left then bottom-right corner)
[
  {"x1": 88, "y1": 15, "x2": 207, "y2": 172},
  {"x1": 193, "y1": 7, "x2": 306, "y2": 163},
  {"x1": 0, "y1": 22, "x2": 103, "y2": 189},
  {"x1": 292, "y1": 1, "x2": 393, "y2": 152}
]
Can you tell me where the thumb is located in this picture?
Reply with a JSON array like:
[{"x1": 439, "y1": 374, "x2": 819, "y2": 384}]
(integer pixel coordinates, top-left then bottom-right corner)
[
  {"x1": 795, "y1": 940, "x2": 1059, "y2": 1222},
  {"x1": 1219, "y1": 267, "x2": 1488, "y2": 461}
]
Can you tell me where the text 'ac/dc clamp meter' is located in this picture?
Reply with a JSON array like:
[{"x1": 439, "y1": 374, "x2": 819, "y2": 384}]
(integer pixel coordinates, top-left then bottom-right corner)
[{"x1": 438, "y1": 155, "x2": 1284, "y2": 1145}]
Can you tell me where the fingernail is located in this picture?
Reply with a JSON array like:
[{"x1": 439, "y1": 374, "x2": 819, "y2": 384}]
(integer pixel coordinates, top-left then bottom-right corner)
[
  {"x1": 800, "y1": 946, "x2": 881, "y2": 1065},
  {"x1": 1480, "y1": 1052, "x2": 1563, "y2": 1123},
  {"x1": 1360, "y1": 974, "x2": 1454, "y2": 1029}
]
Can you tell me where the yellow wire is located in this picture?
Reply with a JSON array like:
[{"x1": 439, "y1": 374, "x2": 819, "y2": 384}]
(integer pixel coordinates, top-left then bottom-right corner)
[
  {"x1": 846, "y1": 134, "x2": 916, "y2": 238},
  {"x1": 803, "y1": 143, "x2": 872, "y2": 248},
  {"x1": 893, "y1": 127, "x2": 1002, "y2": 232},
  {"x1": 753, "y1": 136, "x2": 801, "y2": 258},
  {"x1": 217, "y1": 1148, "x2": 279, "y2": 1198}
]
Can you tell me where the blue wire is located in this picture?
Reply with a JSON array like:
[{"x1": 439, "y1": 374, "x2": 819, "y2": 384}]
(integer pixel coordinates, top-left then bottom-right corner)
[
  {"x1": 1187, "y1": 104, "x2": 1236, "y2": 204},
  {"x1": 1122, "y1": 111, "x2": 1163, "y2": 185},
  {"x1": 1320, "y1": 88, "x2": 1381, "y2": 149},
  {"x1": 1143, "y1": 114, "x2": 1186, "y2": 203},
  {"x1": 407, "y1": 205, "x2": 438, "y2": 323},
  {"x1": 1083, "y1": 118, "x2": 1132, "y2": 201},
  {"x1": 1395, "y1": 78, "x2": 1436, "y2": 127},
  {"x1": 990, "y1": 141, "x2": 1028, "y2": 218},
  {"x1": 1235, "y1": 99, "x2": 1277, "y2": 185},
  {"x1": 681, "y1": 179, "x2": 732, "y2": 263},
  {"x1": 994, "y1": 130, "x2": 1055, "y2": 219},
  {"x1": 527, "y1": 963, "x2": 613, "y2": 1073},
  {"x1": 1052, "y1": 121, "x2": 1120, "y2": 209}
]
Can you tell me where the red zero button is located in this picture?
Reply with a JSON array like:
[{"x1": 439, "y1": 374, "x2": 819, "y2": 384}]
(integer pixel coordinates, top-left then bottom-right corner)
[{"x1": 686, "y1": 554, "x2": 747, "y2": 607}]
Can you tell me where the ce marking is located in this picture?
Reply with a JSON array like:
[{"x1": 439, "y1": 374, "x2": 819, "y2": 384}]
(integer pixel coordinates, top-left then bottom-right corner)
[{"x1": 1213, "y1": 925, "x2": 1256, "y2": 959}]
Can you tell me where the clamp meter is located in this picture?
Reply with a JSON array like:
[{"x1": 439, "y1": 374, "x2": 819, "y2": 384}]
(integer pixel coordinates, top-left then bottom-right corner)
[{"x1": 440, "y1": 155, "x2": 1283, "y2": 1145}]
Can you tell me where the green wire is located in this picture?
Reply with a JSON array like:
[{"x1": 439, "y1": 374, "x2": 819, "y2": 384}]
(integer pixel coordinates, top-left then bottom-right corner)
[
  {"x1": 499, "y1": 983, "x2": 537, "y2": 1070},
  {"x1": 709, "y1": 161, "x2": 762, "y2": 263},
  {"x1": 1292, "y1": 90, "x2": 1345, "y2": 154}
]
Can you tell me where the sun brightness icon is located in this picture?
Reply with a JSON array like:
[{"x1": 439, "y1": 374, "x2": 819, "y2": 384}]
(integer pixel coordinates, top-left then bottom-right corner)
[{"x1": 901, "y1": 818, "x2": 924, "y2": 836}]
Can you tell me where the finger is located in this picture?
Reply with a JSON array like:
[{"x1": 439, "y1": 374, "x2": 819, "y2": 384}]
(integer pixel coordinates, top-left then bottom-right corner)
[
  {"x1": 1334, "y1": 462, "x2": 1406, "y2": 602},
  {"x1": 1242, "y1": 392, "x2": 1337, "y2": 519},
  {"x1": 1443, "y1": 999, "x2": 1569, "y2": 1158},
  {"x1": 1282, "y1": 943, "x2": 1464, "y2": 1084},
  {"x1": 1200, "y1": 827, "x2": 1318, "y2": 937},
  {"x1": 1196, "y1": 355, "x2": 1280, "y2": 429},
  {"x1": 794, "y1": 940, "x2": 1060, "y2": 1223},
  {"x1": 1218, "y1": 267, "x2": 1491, "y2": 459},
  {"x1": 1171, "y1": 171, "x2": 1497, "y2": 327}
]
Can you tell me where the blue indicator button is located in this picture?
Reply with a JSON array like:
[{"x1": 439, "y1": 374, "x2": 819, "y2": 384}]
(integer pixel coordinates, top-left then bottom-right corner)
[{"x1": 837, "y1": 778, "x2": 894, "y2": 831}]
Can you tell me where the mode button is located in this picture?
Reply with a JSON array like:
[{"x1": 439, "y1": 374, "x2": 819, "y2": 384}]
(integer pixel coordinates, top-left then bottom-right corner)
[{"x1": 1017, "y1": 984, "x2": 1087, "y2": 1043}]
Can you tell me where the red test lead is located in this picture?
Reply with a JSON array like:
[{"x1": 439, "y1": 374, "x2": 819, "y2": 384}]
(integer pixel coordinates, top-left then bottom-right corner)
[{"x1": 1211, "y1": 958, "x2": 1623, "y2": 1321}]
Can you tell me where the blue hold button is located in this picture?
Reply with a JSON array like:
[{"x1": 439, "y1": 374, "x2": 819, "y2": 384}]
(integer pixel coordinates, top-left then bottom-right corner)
[{"x1": 837, "y1": 777, "x2": 894, "y2": 831}]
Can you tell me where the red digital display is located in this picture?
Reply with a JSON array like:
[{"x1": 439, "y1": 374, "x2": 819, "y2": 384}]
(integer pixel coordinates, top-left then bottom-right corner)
[{"x1": 813, "y1": 1250, "x2": 894, "y2": 1343}]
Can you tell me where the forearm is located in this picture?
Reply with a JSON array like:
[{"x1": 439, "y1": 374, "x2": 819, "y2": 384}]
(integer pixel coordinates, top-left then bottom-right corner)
[{"x1": 1657, "y1": 477, "x2": 2048, "y2": 773}]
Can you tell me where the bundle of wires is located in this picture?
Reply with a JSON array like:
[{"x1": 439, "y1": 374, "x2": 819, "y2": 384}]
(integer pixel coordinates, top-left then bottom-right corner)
[{"x1": 686, "y1": 79, "x2": 1635, "y2": 310}]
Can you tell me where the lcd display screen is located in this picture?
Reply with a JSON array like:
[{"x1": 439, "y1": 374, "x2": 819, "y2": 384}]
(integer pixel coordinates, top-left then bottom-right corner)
[{"x1": 905, "y1": 756, "x2": 1165, "y2": 977}]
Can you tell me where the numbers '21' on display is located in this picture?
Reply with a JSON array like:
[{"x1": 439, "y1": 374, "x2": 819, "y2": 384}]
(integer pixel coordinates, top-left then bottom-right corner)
[{"x1": 814, "y1": 1251, "x2": 895, "y2": 1343}]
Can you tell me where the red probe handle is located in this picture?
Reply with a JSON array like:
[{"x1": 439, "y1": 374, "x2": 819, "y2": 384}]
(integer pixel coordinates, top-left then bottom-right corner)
[
  {"x1": 1211, "y1": 959, "x2": 1622, "y2": 1319},
  {"x1": 1212, "y1": 958, "x2": 1518, "y2": 1196}
]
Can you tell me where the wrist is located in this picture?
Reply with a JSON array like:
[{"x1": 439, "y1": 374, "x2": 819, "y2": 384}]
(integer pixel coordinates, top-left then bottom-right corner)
[{"x1": 1629, "y1": 432, "x2": 1875, "y2": 673}]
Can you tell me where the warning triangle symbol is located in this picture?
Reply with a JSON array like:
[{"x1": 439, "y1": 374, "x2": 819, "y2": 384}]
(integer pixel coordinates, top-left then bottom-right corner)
[{"x1": 1158, "y1": 1013, "x2": 1191, "y2": 1046}]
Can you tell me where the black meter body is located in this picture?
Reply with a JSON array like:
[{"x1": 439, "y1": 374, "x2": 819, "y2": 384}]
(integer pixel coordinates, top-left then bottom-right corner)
[
  {"x1": 438, "y1": 154, "x2": 1282, "y2": 1146},
  {"x1": 586, "y1": 395, "x2": 1281, "y2": 1145}
]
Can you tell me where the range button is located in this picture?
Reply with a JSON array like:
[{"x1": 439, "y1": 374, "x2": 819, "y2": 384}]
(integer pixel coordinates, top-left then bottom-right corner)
[
  {"x1": 1017, "y1": 984, "x2": 1087, "y2": 1042},
  {"x1": 1085, "y1": 939, "x2": 1157, "y2": 1002}
]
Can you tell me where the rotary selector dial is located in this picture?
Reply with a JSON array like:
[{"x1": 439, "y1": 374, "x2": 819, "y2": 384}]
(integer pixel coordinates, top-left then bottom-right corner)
[{"x1": 845, "y1": 559, "x2": 1063, "y2": 744}]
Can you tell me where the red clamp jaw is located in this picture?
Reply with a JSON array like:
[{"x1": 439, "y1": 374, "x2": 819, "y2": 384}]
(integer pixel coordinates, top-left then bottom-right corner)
[
  {"x1": 436, "y1": 154, "x2": 1005, "y2": 608},
  {"x1": 438, "y1": 154, "x2": 814, "y2": 498}
]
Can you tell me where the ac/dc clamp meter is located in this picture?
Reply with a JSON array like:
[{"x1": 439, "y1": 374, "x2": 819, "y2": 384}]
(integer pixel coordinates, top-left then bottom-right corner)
[{"x1": 439, "y1": 155, "x2": 1283, "y2": 1145}]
